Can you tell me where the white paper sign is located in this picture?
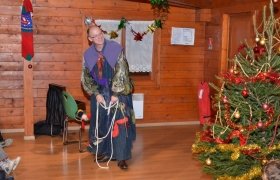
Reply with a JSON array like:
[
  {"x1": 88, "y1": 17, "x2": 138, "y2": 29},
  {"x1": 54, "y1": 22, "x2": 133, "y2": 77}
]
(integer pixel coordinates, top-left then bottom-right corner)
[{"x1": 171, "y1": 27, "x2": 195, "y2": 45}]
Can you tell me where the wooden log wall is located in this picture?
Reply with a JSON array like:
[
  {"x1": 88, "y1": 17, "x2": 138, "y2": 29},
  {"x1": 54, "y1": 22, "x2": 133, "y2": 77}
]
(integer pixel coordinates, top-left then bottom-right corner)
[
  {"x1": 0, "y1": 0, "x2": 209, "y2": 132},
  {"x1": 204, "y1": 0, "x2": 279, "y2": 93}
]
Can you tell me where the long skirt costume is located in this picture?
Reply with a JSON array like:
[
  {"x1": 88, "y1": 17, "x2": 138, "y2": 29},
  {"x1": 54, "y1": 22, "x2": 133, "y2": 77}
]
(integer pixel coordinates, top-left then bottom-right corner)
[{"x1": 82, "y1": 39, "x2": 136, "y2": 162}]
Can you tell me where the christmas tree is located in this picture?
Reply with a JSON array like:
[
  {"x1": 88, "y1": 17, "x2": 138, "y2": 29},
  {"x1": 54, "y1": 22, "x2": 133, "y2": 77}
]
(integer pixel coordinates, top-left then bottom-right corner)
[{"x1": 192, "y1": 1, "x2": 280, "y2": 180}]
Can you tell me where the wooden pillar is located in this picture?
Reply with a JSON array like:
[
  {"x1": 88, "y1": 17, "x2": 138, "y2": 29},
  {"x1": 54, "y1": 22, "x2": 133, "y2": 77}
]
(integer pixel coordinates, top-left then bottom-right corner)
[
  {"x1": 24, "y1": 59, "x2": 35, "y2": 140},
  {"x1": 219, "y1": 14, "x2": 229, "y2": 87},
  {"x1": 153, "y1": 28, "x2": 161, "y2": 88}
]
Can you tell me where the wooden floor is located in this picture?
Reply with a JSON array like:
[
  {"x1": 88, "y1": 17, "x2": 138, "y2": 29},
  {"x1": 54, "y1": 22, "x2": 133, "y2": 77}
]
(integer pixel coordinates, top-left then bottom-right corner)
[{"x1": 4, "y1": 125, "x2": 213, "y2": 180}]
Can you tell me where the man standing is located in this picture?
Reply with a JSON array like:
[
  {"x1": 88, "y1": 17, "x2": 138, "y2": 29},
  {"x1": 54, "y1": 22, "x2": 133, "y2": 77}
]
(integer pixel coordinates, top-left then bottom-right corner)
[{"x1": 81, "y1": 26, "x2": 136, "y2": 170}]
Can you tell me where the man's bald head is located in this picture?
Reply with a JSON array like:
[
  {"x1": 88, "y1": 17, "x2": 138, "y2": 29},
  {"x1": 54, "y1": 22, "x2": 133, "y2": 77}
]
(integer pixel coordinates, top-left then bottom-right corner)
[{"x1": 87, "y1": 26, "x2": 101, "y2": 37}]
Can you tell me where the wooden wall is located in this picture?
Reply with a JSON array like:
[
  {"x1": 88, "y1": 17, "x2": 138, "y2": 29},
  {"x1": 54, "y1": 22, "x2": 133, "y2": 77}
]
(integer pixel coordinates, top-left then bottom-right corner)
[{"x1": 0, "y1": 0, "x2": 210, "y2": 131}]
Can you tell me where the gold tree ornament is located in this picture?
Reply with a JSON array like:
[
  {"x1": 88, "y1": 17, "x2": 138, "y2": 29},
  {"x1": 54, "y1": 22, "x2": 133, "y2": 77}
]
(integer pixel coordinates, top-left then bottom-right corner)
[
  {"x1": 262, "y1": 158, "x2": 268, "y2": 166},
  {"x1": 255, "y1": 36, "x2": 260, "y2": 42},
  {"x1": 260, "y1": 38, "x2": 266, "y2": 45},
  {"x1": 205, "y1": 158, "x2": 212, "y2": 166},
  {"x1": 233, "y1": 69, "x2": 239, "y2": 75},
  {"x1": 234, "y1": 111, "x2": 241, "y2": 119}
]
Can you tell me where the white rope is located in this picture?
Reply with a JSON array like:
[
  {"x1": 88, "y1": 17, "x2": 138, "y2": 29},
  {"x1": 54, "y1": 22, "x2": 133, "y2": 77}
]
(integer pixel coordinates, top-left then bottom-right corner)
[{"x1": 94, "y1": 100, "x2": 119, "y2": 169}]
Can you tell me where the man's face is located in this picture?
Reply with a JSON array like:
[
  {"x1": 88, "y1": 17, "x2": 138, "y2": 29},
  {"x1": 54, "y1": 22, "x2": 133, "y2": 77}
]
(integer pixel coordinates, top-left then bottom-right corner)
[{"x1": 88, "y1": 27, "x2": 104, "y2": 46}]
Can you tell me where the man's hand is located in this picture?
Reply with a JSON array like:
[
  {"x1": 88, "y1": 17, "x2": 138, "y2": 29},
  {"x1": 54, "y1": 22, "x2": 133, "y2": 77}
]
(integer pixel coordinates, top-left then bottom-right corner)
[
  {"x1": 110, "y1": 96, "x2": 119, "y2": 104},
  {"x1": 96, "y1": 94, "x2": 105, "y2": 105}
]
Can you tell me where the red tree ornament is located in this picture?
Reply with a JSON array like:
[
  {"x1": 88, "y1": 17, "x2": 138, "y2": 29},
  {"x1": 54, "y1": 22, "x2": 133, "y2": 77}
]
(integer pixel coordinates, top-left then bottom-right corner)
[
  {"x1": 257, "y1": 121, "x2": 263, "y2": 129},
  {"x1": 241, "y1": 89, "x2": 249, "y2": 98},
  {"x1": 253, "y1": 44, "x2": 260, "y2": 54},
  {"x1": 262, "y1": 103, "x2": 269, "y2": 110},
  {"x1": 273, "y1": 0, "x2": 278, "y2": 4},
  {"x1": 222, "y1": 96, "x2": 228, "y2": 104}
]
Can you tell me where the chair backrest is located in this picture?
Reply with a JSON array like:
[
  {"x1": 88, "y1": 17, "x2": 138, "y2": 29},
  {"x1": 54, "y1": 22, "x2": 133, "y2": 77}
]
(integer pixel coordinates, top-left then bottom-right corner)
[{"x1": 62, "y1": 91, "x2": 78, "y2": 120}]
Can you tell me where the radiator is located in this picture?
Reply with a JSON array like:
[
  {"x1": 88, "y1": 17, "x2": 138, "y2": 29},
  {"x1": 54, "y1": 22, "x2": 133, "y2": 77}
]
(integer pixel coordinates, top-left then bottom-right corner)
[{"x1": 132, "y1": 93, "x2": 144, "y2": 119}]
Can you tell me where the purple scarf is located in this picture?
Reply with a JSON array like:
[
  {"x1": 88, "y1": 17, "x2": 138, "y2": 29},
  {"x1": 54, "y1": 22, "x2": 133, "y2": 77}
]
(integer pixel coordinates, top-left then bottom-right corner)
[{"x1": 83, "y1": 39, "x2": 123, "y2": 71}]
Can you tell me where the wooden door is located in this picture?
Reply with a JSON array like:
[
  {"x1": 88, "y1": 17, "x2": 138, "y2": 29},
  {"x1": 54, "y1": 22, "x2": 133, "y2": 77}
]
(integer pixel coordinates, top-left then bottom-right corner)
[{"x1": 228, "y1": 13, "x2": 254, "y2": 66}]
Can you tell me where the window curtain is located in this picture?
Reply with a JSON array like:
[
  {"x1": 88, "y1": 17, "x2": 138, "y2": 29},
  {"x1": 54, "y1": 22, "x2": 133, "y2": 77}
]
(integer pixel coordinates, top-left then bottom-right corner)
[
  {"x1": 95, "y1": 20, "x2": 122, "y2": 44},
  {"x1": 125, "y1": 21, "x2": 154, "y2": 72}
]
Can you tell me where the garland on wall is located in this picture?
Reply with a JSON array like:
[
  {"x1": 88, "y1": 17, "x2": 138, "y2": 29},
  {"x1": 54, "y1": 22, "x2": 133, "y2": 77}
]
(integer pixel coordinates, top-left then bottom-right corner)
[
  {"x1": 84, "y1": 17, "x2": 162, "y2": 41},
  {"x1": 84, "y1": 0, "x2": 169, "y2": 41}
]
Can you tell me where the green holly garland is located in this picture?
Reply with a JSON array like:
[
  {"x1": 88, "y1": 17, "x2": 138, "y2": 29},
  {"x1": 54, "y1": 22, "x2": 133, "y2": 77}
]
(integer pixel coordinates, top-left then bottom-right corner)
[
  {"x1": 118, "y1": 17, "x2": 127, "y2": 30},
  {"x1": 150, "y1": 0, "x2": 169, "y2": 8}
]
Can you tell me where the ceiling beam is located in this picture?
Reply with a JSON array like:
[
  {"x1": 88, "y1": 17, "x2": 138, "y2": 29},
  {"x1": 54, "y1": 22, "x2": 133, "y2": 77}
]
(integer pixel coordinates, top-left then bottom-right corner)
[
  {"x1": 124, "y1": 0, "x2": 205, "y2": 9},
  {"x1": 168, "y1": 0, "x2": 202, "y2": 9}
]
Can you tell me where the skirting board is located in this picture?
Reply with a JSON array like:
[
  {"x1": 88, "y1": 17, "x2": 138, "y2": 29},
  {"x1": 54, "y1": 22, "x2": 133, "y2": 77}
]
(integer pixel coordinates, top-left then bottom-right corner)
[
  {"x1": 136, "y1": 121, "x2": 200, "y2": 127},
  {"x1": 0, "y1": 121, "x2": 200, "y2": 132},
  {"x1": 1, "y1": 129, "x2": 24, "y2": 133},
  {"x1": 24, "y1": 136, "x2": 36, "y2": 140}
]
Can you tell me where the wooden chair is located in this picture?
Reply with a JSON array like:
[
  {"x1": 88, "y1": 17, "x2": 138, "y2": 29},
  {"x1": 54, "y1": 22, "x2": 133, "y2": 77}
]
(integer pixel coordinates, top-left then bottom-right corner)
[{"x1": 61, "y1": 91, "x2": 89, "y2": 152}]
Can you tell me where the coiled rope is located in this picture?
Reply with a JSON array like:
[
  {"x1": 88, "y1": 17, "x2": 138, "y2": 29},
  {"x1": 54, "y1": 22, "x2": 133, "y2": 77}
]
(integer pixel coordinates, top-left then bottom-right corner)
[{"x1": 94, "y1": 101, "x2": 118, "y2": 169}]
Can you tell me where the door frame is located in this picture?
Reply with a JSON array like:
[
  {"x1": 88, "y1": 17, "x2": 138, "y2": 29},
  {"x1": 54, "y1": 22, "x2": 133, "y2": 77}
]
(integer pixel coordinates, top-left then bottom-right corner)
[{"x1": 219, "y1": 14, "x2": 229, "y2": 87}]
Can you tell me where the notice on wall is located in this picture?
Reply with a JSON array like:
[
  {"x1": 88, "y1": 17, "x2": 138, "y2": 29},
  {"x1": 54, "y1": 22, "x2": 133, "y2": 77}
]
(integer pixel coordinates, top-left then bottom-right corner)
[{"x1": 171, "y1": 27, "x2": 195, "y2": 45}]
